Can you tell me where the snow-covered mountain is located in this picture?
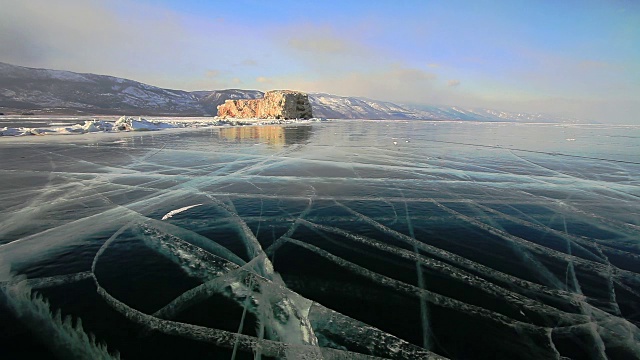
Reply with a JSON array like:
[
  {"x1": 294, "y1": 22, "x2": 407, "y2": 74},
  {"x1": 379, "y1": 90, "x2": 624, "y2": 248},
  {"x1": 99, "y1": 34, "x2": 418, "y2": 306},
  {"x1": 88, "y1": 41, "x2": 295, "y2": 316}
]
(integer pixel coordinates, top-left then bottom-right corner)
[
  {"x1": 308, "y1": 93, "x2": 426, "y2": 119},
  {"x1": 0, "y1": 62, "x2": 573, "y2": 122},
  {"x1": 0, "y1": 62, "x2": 205, "y2": 115},
  {"x1": 306, "y1": 92, "x2": 575, "y2": 122},
  {"x1": 400, "y1": 103, "x2": 576, "y2": 123}
]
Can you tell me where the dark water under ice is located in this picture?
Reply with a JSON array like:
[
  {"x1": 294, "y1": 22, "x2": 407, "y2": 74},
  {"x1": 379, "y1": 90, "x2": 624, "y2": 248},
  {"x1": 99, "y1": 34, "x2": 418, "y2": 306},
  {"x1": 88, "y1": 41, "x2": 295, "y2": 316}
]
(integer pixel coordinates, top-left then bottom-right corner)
[{"x1": 1, "y1": 120, "x2": 639, "y2": 359}]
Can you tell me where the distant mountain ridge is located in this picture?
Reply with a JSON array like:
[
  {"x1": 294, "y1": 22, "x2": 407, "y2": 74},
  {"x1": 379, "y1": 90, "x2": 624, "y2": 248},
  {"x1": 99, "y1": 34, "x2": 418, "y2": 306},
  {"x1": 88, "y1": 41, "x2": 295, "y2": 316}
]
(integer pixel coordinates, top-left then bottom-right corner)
[{"x1": 0, "y1": 62, "x2": 572, "y2": 122}]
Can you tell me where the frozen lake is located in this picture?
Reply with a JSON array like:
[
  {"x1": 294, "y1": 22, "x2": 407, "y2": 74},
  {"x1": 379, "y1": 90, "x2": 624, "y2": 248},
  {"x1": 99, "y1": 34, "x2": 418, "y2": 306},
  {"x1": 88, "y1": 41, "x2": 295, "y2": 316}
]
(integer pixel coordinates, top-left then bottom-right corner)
[{"x1": 1, "y1": 120, "x2": 639, "y2": 359}]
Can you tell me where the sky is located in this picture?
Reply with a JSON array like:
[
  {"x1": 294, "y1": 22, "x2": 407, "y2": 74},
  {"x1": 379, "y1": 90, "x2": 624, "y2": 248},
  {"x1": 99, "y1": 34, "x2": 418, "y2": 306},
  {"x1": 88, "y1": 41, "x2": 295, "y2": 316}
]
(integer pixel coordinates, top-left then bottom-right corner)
[{"x1": 1, "y1": 0, "x2": 639, "y2": 123}]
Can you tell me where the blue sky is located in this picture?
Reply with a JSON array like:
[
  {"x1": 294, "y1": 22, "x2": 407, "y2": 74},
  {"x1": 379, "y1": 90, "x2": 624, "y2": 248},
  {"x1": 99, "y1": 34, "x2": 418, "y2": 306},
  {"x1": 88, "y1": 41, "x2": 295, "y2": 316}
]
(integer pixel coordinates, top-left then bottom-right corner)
[{"x1": 1, "y1": 0, "x2": 638, "y2": 123}]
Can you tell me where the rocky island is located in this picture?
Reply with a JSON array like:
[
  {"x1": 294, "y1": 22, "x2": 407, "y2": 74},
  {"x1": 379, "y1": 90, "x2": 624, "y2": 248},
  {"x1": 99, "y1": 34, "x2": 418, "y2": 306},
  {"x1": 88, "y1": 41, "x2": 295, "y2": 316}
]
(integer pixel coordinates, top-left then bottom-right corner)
[{"x1": 217, "y1": 90, "x2": 313, "y2": 119}]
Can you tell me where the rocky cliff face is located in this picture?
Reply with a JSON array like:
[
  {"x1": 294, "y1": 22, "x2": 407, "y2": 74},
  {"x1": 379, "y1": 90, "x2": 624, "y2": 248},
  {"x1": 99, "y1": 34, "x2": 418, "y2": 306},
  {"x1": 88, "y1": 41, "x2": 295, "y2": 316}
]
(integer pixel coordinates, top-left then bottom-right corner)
[{"x1": 217, "y1": 90, "x2": 313, "y2": 119}]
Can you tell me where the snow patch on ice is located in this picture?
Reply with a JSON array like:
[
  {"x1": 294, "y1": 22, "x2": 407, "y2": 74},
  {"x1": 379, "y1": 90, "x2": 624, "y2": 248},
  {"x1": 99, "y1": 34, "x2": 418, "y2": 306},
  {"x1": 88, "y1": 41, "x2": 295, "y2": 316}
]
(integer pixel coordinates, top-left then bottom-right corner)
[
  {"x1": 161, "y1": 204, "x2": 203, "y2": 220},
  {"x1": 114, "y1": 116, "x2": 176, "y2": 131}
]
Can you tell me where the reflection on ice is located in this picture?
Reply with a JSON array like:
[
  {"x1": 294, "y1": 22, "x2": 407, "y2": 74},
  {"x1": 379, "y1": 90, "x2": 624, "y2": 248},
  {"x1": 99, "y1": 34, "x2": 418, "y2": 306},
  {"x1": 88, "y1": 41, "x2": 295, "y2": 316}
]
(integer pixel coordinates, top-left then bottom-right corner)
[
  {"x1": 219, "y1": 125, "x2": 313, "y2": 148},
  {"x1": 0, "y1": 120, "x2": 639, "y2": 359}
]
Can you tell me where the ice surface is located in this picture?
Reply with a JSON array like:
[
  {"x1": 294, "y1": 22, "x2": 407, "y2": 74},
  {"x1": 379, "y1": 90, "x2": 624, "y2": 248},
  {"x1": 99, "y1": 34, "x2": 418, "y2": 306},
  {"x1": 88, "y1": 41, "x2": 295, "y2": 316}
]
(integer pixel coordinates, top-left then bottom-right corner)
[{"x1": 0, "y1": 120, "x2": 639, "y2": 359}]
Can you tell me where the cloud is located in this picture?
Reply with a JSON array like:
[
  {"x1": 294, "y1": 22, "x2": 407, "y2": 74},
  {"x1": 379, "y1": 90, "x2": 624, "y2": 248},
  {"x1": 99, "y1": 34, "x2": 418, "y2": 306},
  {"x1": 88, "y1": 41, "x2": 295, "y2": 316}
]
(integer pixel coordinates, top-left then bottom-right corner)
[
  {"x1": 0, "y1": 22, "x2": 44, "y2": 64},
  {"x1": 447, "y1": 79, "x2": 461, "y2": 87},
  {"x1": 391, "y1": 67, "x2": 436, "y2": 82},
  {"x1": 256, "y1": 76, "x2": 272, "y2": 84},
  {"x1": 283, "y1": 23, "x2": 373, "y2": 57},
  {"x1": 512, "y1": 50, "x2": 637, "y2": 99},
  {"x1": 261, "y1": 65, "x2": 443, "y2": 104},
  {"x1": 0, "y1": 1, "x2": 192, "y2": 77},
  {"x1": 205, "y1": 70, "x2": 220, "y2": 78},
  {"x1": 288, "y1": 34, "x2": 353, "y2": 55}
]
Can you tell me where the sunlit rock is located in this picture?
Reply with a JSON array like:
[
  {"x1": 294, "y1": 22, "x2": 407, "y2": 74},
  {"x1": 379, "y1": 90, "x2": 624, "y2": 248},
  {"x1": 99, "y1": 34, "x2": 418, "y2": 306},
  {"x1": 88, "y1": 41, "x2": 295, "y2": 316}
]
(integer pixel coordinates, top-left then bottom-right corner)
[{"x1": 217, "y1": 90, "x2": 313, "y2": 119}]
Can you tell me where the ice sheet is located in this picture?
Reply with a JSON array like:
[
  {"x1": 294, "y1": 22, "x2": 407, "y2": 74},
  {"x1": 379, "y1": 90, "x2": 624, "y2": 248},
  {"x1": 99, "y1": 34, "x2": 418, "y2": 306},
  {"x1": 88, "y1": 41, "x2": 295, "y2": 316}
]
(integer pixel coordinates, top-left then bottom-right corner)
[{"x1": 1, "y1": 120, "x2": 639, "y2": 359}]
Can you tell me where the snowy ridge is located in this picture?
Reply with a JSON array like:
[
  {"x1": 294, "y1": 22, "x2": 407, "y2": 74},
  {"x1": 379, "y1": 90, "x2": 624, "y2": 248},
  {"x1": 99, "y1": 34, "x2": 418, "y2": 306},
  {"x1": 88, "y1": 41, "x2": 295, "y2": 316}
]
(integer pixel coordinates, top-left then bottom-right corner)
[{"x1": 308, "y1": 93, "x2": 426, "y2": 120}]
